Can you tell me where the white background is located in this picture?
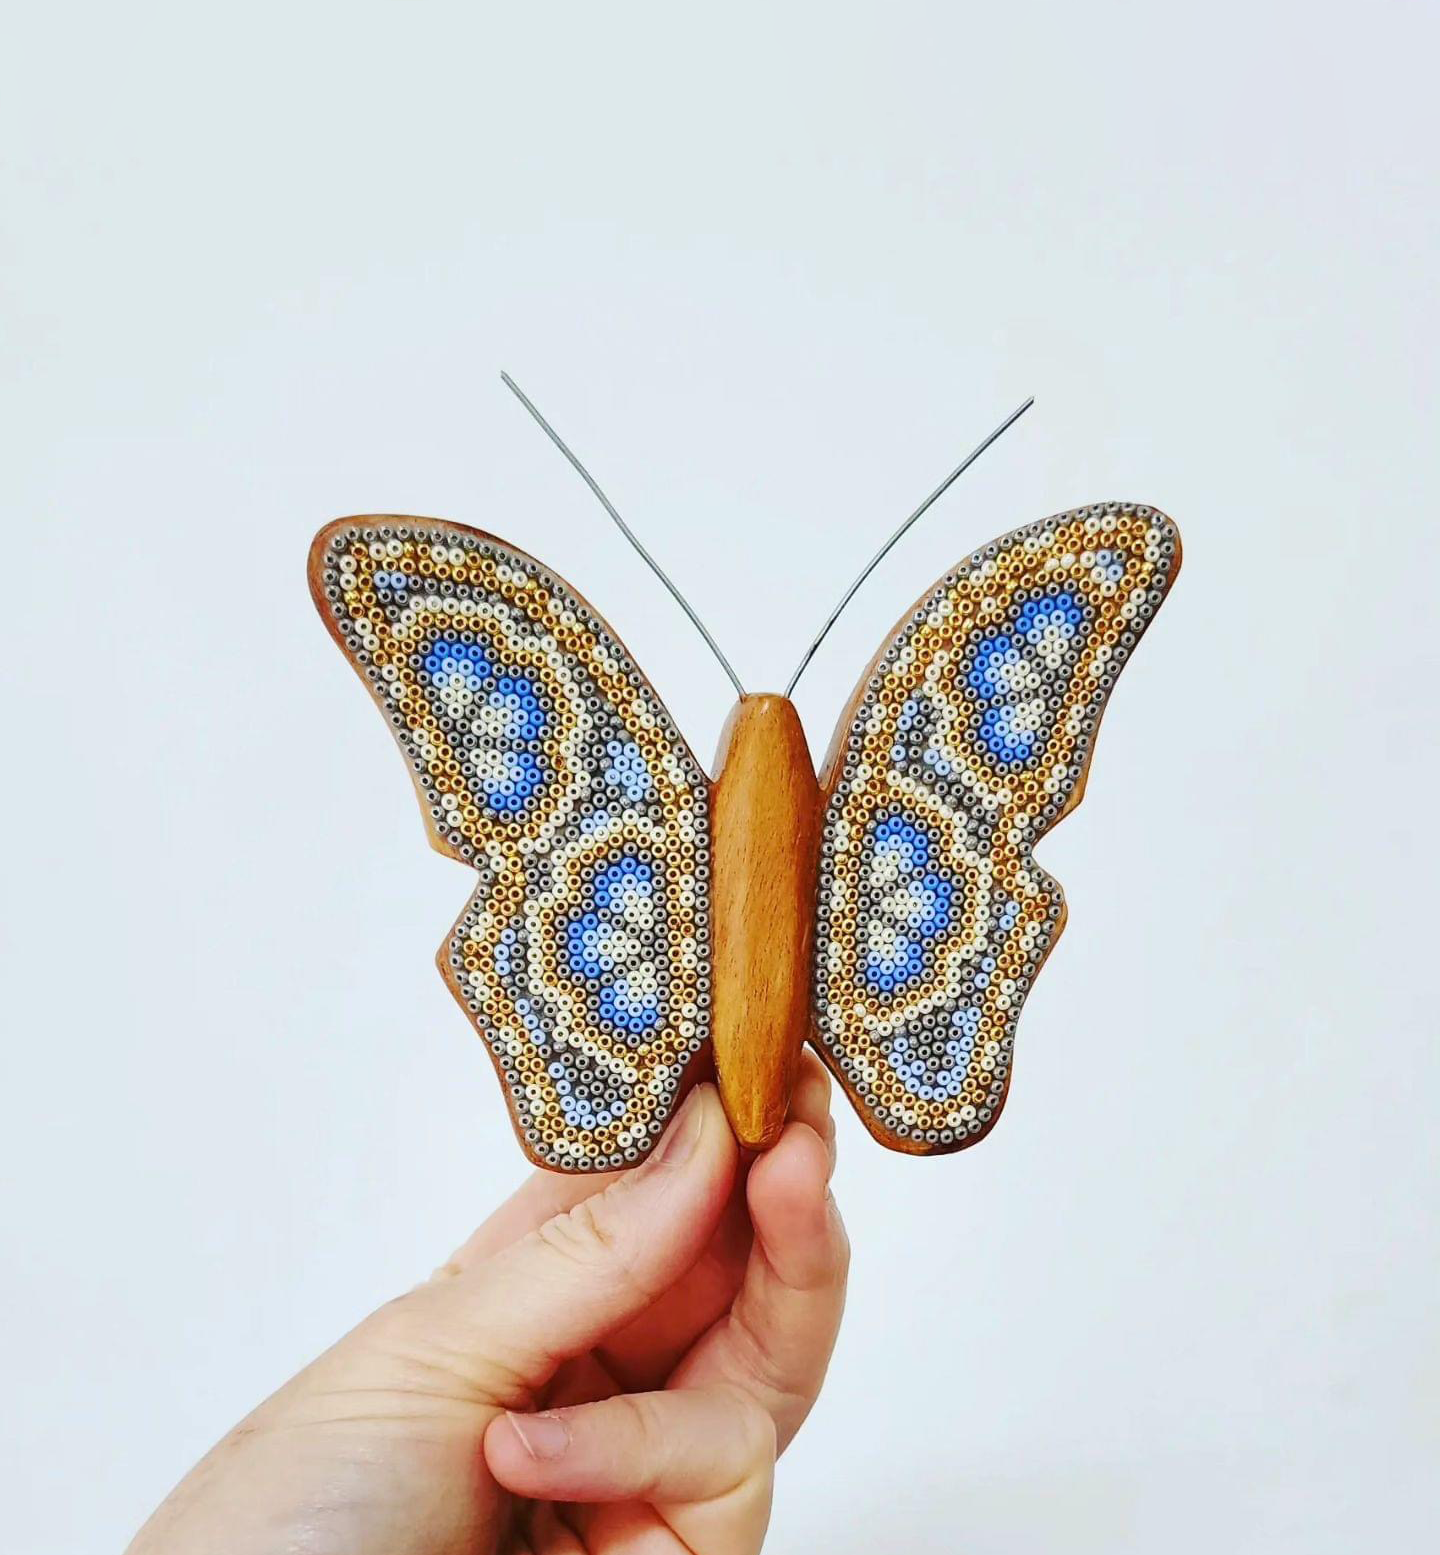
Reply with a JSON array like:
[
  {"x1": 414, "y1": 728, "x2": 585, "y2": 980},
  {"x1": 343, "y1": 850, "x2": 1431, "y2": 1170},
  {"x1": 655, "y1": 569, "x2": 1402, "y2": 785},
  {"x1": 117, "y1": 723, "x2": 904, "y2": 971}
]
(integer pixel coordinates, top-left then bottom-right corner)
[{"x1": 3, "y1": 4, "x2": 1437, "y2": 1551}]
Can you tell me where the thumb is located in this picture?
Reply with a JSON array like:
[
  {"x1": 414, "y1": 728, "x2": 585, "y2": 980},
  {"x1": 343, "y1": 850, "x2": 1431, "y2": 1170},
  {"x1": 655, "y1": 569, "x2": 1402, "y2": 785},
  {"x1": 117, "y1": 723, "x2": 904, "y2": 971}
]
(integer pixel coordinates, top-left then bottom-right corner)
[{"x1": 407, "y1": 1083, "x2": 737, "y2": 1404}]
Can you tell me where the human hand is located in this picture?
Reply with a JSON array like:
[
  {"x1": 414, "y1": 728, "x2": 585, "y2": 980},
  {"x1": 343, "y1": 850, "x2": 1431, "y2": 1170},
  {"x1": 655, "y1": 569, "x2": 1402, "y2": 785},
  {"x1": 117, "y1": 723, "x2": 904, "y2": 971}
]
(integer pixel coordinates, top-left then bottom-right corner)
[{"x1": 127, "y1": 1057, "x2": 847, "y2": 1554}]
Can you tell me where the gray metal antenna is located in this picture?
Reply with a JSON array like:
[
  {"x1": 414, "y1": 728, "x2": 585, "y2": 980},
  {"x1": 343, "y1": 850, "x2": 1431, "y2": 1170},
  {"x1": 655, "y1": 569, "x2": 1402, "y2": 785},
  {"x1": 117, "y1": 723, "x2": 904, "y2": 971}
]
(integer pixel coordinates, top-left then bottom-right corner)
[
  {"x1": 501, "y1": 372, "x2": 747, "y2": 698},
  {"x1": 782, "y1": 397, "x2": 1034, "y2": 697}
]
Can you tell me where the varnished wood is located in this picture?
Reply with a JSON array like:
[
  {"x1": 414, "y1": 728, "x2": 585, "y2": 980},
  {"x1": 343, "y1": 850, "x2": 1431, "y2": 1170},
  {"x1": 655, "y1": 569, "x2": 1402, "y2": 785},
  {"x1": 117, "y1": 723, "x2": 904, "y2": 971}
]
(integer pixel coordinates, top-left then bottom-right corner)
[{"x1": 710, "y1": 695, "x2": 822, "y2": 1149}]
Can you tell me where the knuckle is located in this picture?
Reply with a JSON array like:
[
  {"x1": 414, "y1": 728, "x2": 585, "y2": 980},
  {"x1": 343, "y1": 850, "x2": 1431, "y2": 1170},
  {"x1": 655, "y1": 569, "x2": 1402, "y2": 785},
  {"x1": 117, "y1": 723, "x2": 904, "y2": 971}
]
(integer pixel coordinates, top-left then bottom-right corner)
[
  {"x1": 347, "y1": 1295, "x2": 538, "y2": 1409},
  {"x1": 608, "y1": 1392, "x2": 671, "y2": 1496},
  {"x1": 721, "y1": 1308, "x2": 814, "y2": 1442},
  {"x1": 713, "y1": 1385, "x2": 777, "y2": 1476},
  {"x1": 612, "y1": 1389, "x2": 661, "y2": 1444},
  {"x1": 536, "y1": 1197, "x2": 614, "y2": 1262},
  {"x1": 727, "y1": 1304, "x2": 789, "y2": 1396},
  {"x1": 533, "y1": 1190, "x2": 647, "y2": 1296},
  {"x1": 829, "y1": 1200, "x2": 852, "y2": 1280}
]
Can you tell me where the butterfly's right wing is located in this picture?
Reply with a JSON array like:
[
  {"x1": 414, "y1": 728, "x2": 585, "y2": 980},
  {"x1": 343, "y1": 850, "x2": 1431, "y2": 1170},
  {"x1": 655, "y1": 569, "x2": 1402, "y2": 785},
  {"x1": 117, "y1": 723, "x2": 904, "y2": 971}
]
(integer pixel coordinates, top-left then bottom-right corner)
[
  {"x1": 310, "y1": 517, "x2": 712, "y2": 1172},
  {"x1": 811, "y1": 503, "x2": 1180, "y2": 1155}
]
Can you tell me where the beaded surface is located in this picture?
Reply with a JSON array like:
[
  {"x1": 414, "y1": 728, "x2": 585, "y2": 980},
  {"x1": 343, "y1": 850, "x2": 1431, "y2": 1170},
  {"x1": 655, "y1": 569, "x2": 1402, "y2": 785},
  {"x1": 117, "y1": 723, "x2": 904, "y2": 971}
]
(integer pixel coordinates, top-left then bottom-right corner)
[
  {"x1": 814, "y1": 503, "x2": 1180, "y2": 1152},
  {"x1": 312, "y1": 518, "x2": 711, "y2": 1170}
]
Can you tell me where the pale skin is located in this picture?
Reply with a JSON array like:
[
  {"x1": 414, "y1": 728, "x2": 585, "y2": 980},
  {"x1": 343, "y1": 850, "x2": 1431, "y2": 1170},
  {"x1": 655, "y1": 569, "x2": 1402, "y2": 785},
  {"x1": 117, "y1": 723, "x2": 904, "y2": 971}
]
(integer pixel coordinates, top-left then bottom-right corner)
[{"x1": 127, "y1": 1057, "x2": 848, "y2": 1555}]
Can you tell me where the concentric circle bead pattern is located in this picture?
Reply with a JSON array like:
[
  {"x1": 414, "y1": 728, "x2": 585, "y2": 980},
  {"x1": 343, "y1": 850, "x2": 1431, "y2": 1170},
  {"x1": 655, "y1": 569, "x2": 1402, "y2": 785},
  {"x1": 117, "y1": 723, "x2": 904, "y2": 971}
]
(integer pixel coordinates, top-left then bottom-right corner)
[
  {"x1": 813, "y1": 503, "x2": 1181, "y2": 1154},
  {"x1": 311, "y1": 518, "x2": 712, "y2": 1171}
]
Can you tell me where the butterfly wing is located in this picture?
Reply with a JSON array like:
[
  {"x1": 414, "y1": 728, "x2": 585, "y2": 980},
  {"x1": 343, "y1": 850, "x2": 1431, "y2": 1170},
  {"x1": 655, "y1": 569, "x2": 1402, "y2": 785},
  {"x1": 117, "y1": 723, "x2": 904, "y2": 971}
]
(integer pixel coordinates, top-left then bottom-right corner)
[
  {"x1": 812, "y1": 502, "x2": 1181, "y2": 1155},
  {"x1": 310, "y1": 517, "x2": 712, "y2": 1171}
]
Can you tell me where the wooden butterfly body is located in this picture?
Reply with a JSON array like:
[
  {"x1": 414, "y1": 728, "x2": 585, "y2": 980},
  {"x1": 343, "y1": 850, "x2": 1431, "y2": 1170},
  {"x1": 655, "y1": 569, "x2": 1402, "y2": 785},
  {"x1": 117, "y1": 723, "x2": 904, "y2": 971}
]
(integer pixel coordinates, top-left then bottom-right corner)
[{"x1": 310, "y1": 501, "x2": 1180, "y2": 1170}]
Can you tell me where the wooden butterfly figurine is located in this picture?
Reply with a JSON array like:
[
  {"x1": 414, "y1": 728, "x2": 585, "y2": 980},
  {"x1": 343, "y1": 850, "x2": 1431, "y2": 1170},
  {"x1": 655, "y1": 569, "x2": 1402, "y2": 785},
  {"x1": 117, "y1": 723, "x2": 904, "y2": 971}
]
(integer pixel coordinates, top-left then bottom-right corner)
[{"x1": 309, "y1": 381, "x2": 1181, "y2": 1171}]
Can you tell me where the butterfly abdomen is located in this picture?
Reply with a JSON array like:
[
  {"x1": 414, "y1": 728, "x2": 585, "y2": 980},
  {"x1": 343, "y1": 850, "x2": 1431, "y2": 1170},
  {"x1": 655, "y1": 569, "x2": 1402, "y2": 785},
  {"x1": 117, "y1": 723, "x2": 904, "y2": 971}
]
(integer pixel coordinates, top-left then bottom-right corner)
[{"x1": 710, "y1": 695, "x2": 821, "y2": 1150}]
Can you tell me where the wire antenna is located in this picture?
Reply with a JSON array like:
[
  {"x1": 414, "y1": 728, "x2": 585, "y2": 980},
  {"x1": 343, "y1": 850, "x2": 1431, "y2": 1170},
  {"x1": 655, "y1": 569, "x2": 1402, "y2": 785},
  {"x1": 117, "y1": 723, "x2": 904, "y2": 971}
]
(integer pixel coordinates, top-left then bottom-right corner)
[
  {"x1": 501, "y1": 372, "x2": 746, "y2": 698},
  {"x1": 782, "y1": 396, "x2": 1035, "y2": 697}
]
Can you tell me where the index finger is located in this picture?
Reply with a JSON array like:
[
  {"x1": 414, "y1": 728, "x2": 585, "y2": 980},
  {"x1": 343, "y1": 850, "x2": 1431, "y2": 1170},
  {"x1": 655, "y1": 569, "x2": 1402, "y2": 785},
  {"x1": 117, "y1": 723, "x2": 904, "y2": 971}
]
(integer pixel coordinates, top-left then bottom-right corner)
[
  {"x1": 440, "y1": 1050, "x2": 836, "y2": 1276},
  {"x1": 439, "y1": 1162, "x2": 622, "y2": 1273},
  {"x1": 668, "y1": 1113, "x2": 849, "y2": 1452}
]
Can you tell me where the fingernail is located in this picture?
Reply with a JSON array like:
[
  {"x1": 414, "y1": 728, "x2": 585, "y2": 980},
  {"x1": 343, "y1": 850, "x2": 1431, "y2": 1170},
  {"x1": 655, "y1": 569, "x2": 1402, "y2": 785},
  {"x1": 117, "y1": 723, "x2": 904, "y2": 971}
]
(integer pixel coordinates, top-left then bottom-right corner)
[
  {"x1": 506, "y1": 1410, "x2": 570, "y2": 1460},
  {"x1": 649, "y1": 1084, "x2": 707, "y2": 1168}
]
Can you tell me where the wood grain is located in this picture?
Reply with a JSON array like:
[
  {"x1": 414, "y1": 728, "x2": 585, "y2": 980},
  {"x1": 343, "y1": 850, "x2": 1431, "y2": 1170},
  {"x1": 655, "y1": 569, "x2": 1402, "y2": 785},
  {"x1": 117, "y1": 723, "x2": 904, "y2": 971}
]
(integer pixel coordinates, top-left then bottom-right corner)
[{"x1": 709, "y1": 695, "x2": 821, "y2": 1149}]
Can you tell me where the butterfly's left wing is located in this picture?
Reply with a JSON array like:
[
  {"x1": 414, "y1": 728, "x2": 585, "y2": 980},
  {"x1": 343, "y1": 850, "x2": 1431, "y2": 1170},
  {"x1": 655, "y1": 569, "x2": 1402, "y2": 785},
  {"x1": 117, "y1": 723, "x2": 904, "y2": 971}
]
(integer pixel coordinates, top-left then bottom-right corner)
[
  {"x1": 811, "y1": 502, "x2": 1180, "y2": 1155},
  {"x1": 310, "y1": 517, "x2": 712, "y2": 1171}
]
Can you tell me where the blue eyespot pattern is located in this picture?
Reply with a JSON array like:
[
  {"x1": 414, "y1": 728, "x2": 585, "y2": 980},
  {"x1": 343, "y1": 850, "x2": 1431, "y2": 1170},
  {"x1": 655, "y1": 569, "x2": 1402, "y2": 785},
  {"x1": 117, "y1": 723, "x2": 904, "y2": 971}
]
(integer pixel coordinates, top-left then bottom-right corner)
[
  {"x1": 967, "y1": 589, "x2": 1088, "y2": 766},
  {"x1": 861, "y1": 813, "x2": 956, "y2": 995},
  {"x1": 423, "y1": 635, "x2": 550, "y2": 814},
  {"x1": 563, "y1": 853, "x2": 664, "y2": 1038}
]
